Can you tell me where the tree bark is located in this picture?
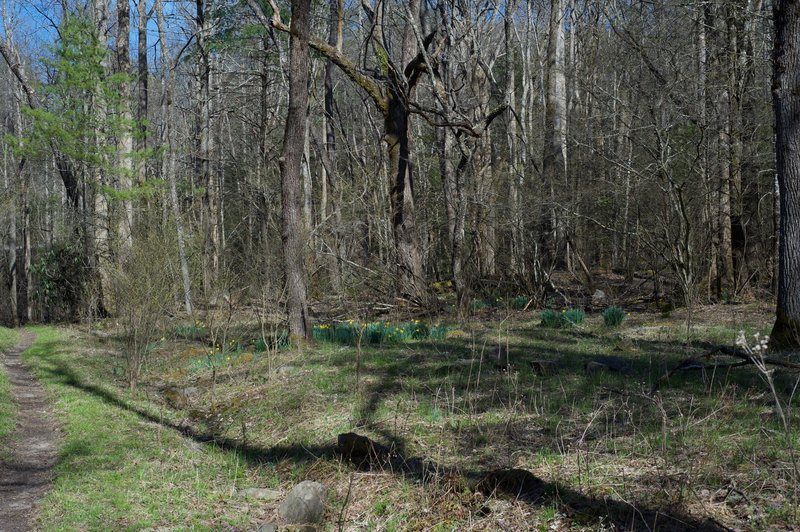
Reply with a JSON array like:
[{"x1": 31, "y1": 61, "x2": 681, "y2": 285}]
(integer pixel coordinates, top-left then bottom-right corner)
[
  {"x1": 156, "y1": 0, "x2": 193, "y2": 316},
  {"x1": 770, "y1": 0, "x2": 800, "y2": 350},
  {"x1": 541, "y1": 0, "x2": 567, "y2": 270},
  {"x1": 116, "y1": 0, "x2": 134, "y2": 249},
  {"x1": 197, "y1": 0, "x2": 219, "y2": 301},
  {"x1": 281, "y1": 0, "x2": 312, "y2": 342},
  {"x1": 137, "y1": 0, "x2": 148, "y2": 183},
  {"x1": 323, "y1": 0, "x2": 343, "y2": 294}
]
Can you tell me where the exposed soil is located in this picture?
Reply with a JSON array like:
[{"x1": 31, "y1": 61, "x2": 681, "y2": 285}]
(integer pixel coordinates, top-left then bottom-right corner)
[{"x1": 0, "y1": 332, "x2": 59, "y2": 532}]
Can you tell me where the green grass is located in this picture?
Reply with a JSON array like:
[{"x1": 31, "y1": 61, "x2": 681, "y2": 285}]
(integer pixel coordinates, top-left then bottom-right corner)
[
  {"x1": 21, "y1": 326, "x2": 276, "y2": 530},
  {"x1": 8, "y1": 305, "x2": 798, "y2": 530},
  {"x1": 0, "y1": 327, "x2": 21, "y2": 447}
]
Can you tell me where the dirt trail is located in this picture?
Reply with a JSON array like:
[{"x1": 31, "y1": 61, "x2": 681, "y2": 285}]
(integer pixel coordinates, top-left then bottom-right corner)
[{"x1": 0, "y1": 332, "x2": 59, "y2": 532}]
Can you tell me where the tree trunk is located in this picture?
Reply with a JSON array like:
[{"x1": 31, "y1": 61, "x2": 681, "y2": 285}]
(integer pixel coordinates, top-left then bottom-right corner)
[
  {"x1": 137, "y1": 0, "x2": 148, "y2": 184},
  {"x1": 281, "y1": 0, "x2": 312, "y2": 342},
  {"x1": 323, "y1": 0, "x2": 343, "y2": 294},
  {"x1": 385, "y1": 95, "x2": 426, "y2": 304},
  {"x1": 4, "y1": 132, "x2": 18, "y2": 327},
  {"x1": 197, "y1": 0, "x2": 219, "y2": 301},
  {"x1": 156, "y1": 0, "x2": 193, "y2": 316},
  {"x1": 770, "y1": 0, "x2": 800, "y2": 350},
  {"x1": 542, "y1": 0, "x2": 567, "y2": 270},
  {"x1": 116, "y1": 0, "x2": 134, "y2": 249}
]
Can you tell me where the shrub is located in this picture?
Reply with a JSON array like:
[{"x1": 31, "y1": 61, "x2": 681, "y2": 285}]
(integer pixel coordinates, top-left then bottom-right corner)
[{"x1": 602, "y1": 306, "x2": 626, "y2": 327}]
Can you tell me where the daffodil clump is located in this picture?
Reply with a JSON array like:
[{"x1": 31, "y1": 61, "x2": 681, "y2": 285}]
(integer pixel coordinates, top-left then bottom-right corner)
[
  {"x1": 540, "y1": 308, "x2": 585, "y2": 328},
  {"x1": 601, "y1": 306, "x2": 626, "y2": 327},
  {"x1": 312, "y1": 319, "x2": 448, "y2": 345},
  {"x1": 173, "y1": 320, "x2": 207, "y2": 341}
]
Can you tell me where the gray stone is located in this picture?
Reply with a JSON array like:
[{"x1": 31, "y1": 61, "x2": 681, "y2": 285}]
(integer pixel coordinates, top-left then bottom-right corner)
[
  {"x1": 279, "y1": 481, "x2": 327, "y2": 524},
  {"x1": 585, "y1": 355, "x2": 632, "y2": 374},
  {"x1": 529, "y1": 360, "x2": 558, "y2": 376},
  {"x1": 584, "y1": 361, "x2": 609, "y2": 374},
  {"x1": 255, "y1": 523, "x2": 278, "y2": 532},
  {"x1": 592, "y1": 289, "x2": 607, "y2": 306},
  {"x1": 238, "y1": 487, "x2": 282, "y2": 502}
]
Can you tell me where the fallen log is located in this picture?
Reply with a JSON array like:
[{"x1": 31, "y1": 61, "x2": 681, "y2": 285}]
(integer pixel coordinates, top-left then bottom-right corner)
[{"x1": 652, "y1": 345, "x2": 800, "y2": 393}]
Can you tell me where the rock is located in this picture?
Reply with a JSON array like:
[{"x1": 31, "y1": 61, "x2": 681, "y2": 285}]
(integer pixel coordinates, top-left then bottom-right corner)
[
  {"x1": 279, "y1": 481, "x2": 327, "y2": 524},
  {"x1": 163, "y1": 386, "x2": 194, "y2": 409},
  {"x1": 494, "y1": 362, "x2": 515, "y2": 373},
  {"x1": 255, "y1": 523, "x2": 278, "y2": 532},
  {"x1": 591, "y1": 289, "x2": 607, "y2": 306},
  {"x1": 585, "y1": 356, "x2": 632, "y2": 374},
  {"x1": 337, "y1": 432, "x2": 393, "y2": 463},
  {"x1": 238, "y1": 487, "x2": 282, "y2": 502},
  {"x1": 584, "y1": 361, "x2": 609, "y2": 374},
  {"x1": 473, "y1": 468, "x2": 546, "y2": 501},
  {"x1": 529, "y1": 360, "x2": 557, "y2": 376}
]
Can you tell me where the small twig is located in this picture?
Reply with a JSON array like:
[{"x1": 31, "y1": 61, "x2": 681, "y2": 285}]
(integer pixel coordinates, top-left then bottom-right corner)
[{"x1": 337, "y1": 472, "x2": 354, "y2": 532}]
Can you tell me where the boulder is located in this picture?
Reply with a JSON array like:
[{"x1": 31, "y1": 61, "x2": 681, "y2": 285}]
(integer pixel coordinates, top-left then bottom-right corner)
[
  {"x1": 529, "y1": 360, "x2": 558, "y2": 376},
  {"x1": 584, "y1": 356, "x2": 632, "y2": 374},
  {"x1": 279, "y1": 481, "x2": 327, "y2": 524},
  {"x1": 591, "y1": 289, "x2": 607, "y2": 306}
]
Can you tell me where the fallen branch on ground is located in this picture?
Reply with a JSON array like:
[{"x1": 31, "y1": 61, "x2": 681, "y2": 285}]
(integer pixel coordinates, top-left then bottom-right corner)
[{"x1": 652, "y1": 346, "x2": 800, "y2": 393}]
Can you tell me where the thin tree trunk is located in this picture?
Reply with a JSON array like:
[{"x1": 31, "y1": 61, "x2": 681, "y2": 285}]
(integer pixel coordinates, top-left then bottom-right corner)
[
  {"x1": 323, "y1": 0, "x2": 343, "y2": 294},
  {"x1": 156, "y1": 0, "x2": 193, "y2": 315},
  {"x1": 4, "y1": 128, "x2": 17, "y2": 326},
  {"x1": 137, "y1": 0, "x2": 148, "y2": 184}
]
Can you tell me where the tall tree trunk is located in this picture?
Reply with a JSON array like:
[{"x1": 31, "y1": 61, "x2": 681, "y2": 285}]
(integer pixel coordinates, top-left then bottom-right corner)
[
  {"x1": 505, "y1": 0, "x2": 523, "y2": 277},
  {"x1": 385, "y1": 95, "x2": 426, "y2": 303},
  {"x1": 4, "y1": 127, "x2": 18, "y2": 327},
  {"x1": 137, "y1": 0, "x2": 148, "y2": 185},
  {"x1": 22, "y1": 176, "x2": 31, "y2": 323},
  {"x1": 323, "y1": 0, "x2": 343, "y2": 294},
  {"x1": 116, "y1": 0, "x2": 134, "y2": 249},
  {"x1": 197, "y1": 0, "x2": 219, "y2": 301},
  {"x1": 156, "y1": 0, "x2": 193, "y2": 316},
  {"x1": 282, "y1": 0, "x2": 312, "y2": 342},
  {"x1": 770, "y1": 0, "x2": 800, "y2": 350},
  {"x1": 541, "y1": 0, "x2": 567, "y2": 270}
]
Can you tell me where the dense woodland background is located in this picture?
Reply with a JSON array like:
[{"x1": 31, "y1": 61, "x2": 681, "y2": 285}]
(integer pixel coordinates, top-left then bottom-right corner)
[{"x1": 0, "y1": 0, "x2": 782, "y2": 330}]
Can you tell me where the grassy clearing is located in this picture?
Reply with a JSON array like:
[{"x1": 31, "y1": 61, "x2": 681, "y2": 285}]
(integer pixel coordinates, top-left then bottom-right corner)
[
  {"x1": 135, "y1": 303, "x2": 799, "y2": 530},
  {"x1": 0, "y1": 327, "x2": 21, "y2": 449},
  {"x1": 22, "y1": 326, "x2": 278, "y2": 530},
  {"x1": 21, "y1": 303, "x2": 800, "y2": 530}
]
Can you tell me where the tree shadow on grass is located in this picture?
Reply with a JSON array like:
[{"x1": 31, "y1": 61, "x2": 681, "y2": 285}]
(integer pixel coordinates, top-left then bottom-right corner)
[{"x1": 33, "y1": 339, "x2": 729, "y2": 531}]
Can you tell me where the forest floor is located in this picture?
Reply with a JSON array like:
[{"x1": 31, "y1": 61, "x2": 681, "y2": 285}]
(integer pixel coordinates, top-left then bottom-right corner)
[{"x1": 1, "y1": 303, "x2": 799, "y2": 530}]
